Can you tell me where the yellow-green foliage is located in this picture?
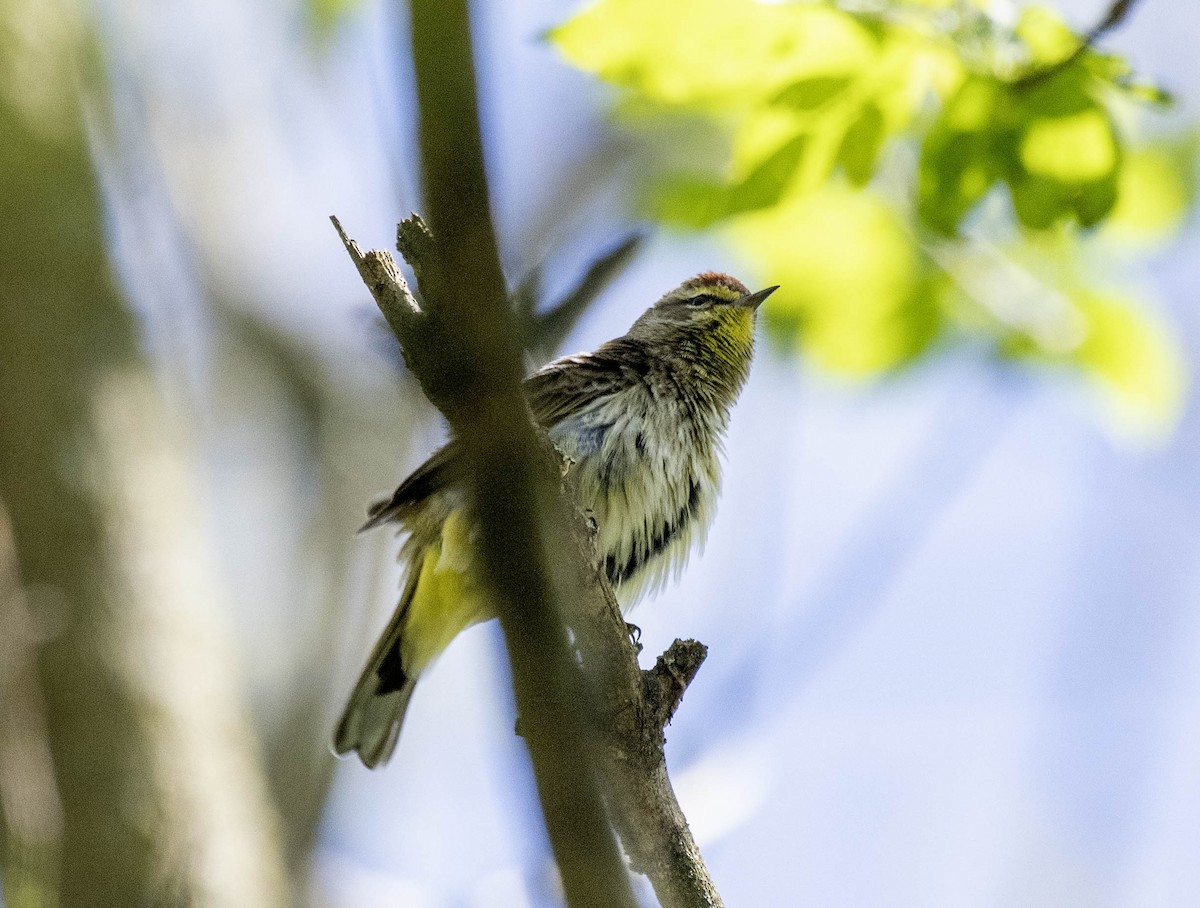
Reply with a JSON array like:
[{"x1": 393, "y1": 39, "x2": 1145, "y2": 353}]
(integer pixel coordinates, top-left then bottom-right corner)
[
  {"x1": 306, "y1": 0, "x2": 361, "y2": 42},
  {"x1": 551, "y1": 0, "x2": 1196, "y2": 436}
]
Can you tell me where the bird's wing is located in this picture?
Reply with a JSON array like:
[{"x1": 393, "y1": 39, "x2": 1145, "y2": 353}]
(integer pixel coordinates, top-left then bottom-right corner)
[
  {"x1": 525, "y1": 338, "x2": 645, "y2": 427},
  {"x1": 360, "y1": 443, "x2": 460, "y2": 530},
  {"x1": 362, "y1": 339, "x2": 644, "y2": 529}
]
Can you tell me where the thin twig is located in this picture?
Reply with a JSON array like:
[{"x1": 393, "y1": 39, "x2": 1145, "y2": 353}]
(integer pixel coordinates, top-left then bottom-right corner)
[
  {"x1": 527, "y1": 231, "x2": 646, "y2": 356},
  {"x1": 1015, "y1": 0, "x2": 1143, "y2": 89},
  {"x1": 644, "y1": 639, "x2": 709, "y2": 731},
  {"x1": 331, "y1": 215, "x2": 421, "y2": 331}
]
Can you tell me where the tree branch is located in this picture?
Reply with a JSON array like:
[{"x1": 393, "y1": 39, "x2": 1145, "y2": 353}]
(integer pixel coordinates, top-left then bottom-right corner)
[
  {"x1": 332, "y1": 0, "x2": 725, "y2": 902},
  {"x1": 331, "y1": 214, "x2": 424, "y2": 364},
  {"x1": 337, "y1": 215, "x2": 725, "y2": 904},
  {"x1": 374, "y1": 1, "x2": 637, "y2": 906},
  {"x1": 524, "y1": 230, "x2": 646, "y2": 357},
  {"x1": 557, "y1": 490, "x2": 725, "y2": 908},
  {"x1": 644, "y1": 639, "x2": 709, "y2": 731},
  {"x1": 1015, "y1": 0, "x2": 1143, "y2": 89},
  {"x1": 0, "y1": 19, "x2": 289, "y2": 900},
  {"x1": 0, "y1": 500, "x2": 62, "y2": 908}
]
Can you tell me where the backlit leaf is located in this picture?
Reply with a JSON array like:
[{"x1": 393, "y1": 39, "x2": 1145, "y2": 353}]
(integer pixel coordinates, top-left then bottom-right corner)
[
  {"x1": 549, "y1": 0, "x2": 877, "y2": 110},
  {"x1": 918, "y1": 75, "x2": 1002, "y2": 233},
  {"x1": 1019, "y1": 109, "x2": 1117, "y2": 182},
  {"x1": 839, "y1": 103, "x2": 886, "y2": 186},
  {"x1": 729, "y1": 186, "x2": 939, "y2": 374},
  {"x1": 1070, "y1": 292, "x2": 1184, "y2": 434},
  {"x1": 773, "y1": 76, "x2": 854, "y2": 111},
  {"x1": 552, "y1": 0, "x2": 1192, "y2": 435},
  {"x1": 1103, "y1": 142, "x2": 1197, "y2": 241},
  {"x1": 651, "y1": 133, "x2": 808, "y2": 228},
  {"x1": 1015, "y1": 5, "x2": 1078, "y2": 65}
]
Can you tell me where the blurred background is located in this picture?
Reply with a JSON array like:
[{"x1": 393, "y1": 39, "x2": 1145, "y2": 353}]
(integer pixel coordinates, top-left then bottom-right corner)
[{"x1": 2, "y1": 0, "x2": 1199, "y2": 905}]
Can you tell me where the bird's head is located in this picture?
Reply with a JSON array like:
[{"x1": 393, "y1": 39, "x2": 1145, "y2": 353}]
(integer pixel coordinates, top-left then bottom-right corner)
[
  {"x1": 629, "y1": 272, "x2": 778, "y2": 372},
  {"x1": 652, "y1": 272, "x2": 776, "y2": 318}
]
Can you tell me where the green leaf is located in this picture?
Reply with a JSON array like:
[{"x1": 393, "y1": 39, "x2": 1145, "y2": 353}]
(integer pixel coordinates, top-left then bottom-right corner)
[
  {"x1": 839, "y1": 103, "x2": 886, "y2": 186},
  {"x1": 1009, "y1": 175, "x2": 1066, "y2": 230},
  {"x1": 1009, "y1": 92, "x2": 1121, "y2": 229},
  {"x1": 307, "y1": 0, "x2": 360, "y2": 41},
  {"x1": 552, "y1": 0, "x2": 1193, "y2": 422},
  {"x1": 1015, "y1": 5, "x2": 1079, "y2": 66},
  {"x1": 1103, "y1": 142, "x2": 1197, "y2": 241},
  {"x1": 1014, "y1": 63, "x2": 1096, "y2": 115},
  {"x1": 917, "y1": 76, "x2": 1003, "y2": 234},
  {"x1": 649, "y1": 177, "x2": 734, "y2": 230},
  {"x1": 730, "y1": 132, "x2": 810, "y2": 210},
  {"x1": 651, "y1": 132, "x2": 808, "y2": 227},
  {"x1": 772, "y1": 76, "x2": 854, "y2": 111},
  {"x1": 729, "y1": 186, "x2": 939, "y2": 374},
  {"x1": 1075, "y1": 174, "x2": 1119, "y2": 227},
  {"x1": 1006, "y1": 170, "x2": 1118, "y2": 231},
  {"x1": 920, "y1": 65, "x2": 1123, "y2": 233},
  {"x1": 1018, "y1": 108, "x2": 1117, "y2": 182},
  {"x1": 549, "y1": 0, "x2": 877, "y2": 109},
  {"x1": 1069, "y1": 292, "x2": 1185, "y2": 434}
]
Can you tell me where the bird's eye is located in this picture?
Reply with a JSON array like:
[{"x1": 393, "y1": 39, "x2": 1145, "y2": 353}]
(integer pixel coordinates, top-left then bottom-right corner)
[{"x1": 687, "y1": 293, "x2": 716, "y2": 307}]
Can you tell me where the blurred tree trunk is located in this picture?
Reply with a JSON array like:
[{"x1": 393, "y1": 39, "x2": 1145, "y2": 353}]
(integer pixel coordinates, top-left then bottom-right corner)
[
  {"x1": 0, "y1": 2, "x2": 288, "y2": 905},
  {"x1": 215, "y1": 310, "x2": 415, "y2": 874}
]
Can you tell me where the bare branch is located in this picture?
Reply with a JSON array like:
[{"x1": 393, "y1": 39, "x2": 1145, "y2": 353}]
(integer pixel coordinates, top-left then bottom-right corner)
[
  {"x1": 395, "y1": 213, "x2": 439, "y2": 302},
  {"x1": 527, "y1": 230, "x2": 647, "y2": 356},
  {"x1": 337, "y1": 2, "x2": 644, "y2": 906},
  {"x1": 644, "y1": 639, "x2": 709, "y2": 731},
  {"x1": 556, "y1": 495, "x2": 724, "y2": 908},
  {"x1": 331, "y1": 215, "x2": 421, "y2": 337}
]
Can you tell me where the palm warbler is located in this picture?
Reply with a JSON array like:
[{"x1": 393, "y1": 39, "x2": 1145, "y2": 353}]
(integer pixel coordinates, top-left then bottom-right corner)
[{"x1": 335, "y1": 272, "x2": 776, "y2": 767}]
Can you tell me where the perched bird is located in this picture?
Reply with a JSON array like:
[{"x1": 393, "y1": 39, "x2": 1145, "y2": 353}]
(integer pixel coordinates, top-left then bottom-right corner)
[{"x1": 335, "y1": 272, "x2": 777, "y2": 768}]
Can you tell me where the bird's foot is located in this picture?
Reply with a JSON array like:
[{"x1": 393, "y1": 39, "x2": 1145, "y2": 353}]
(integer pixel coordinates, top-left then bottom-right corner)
[{"x1": 625, "y1": 621, "x2": 642, "y2": 653}]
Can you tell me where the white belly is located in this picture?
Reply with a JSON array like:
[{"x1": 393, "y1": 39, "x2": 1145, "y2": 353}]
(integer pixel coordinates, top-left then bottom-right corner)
[{"x1": 548, "y1": 385, "x2": 724, "y2": 606}]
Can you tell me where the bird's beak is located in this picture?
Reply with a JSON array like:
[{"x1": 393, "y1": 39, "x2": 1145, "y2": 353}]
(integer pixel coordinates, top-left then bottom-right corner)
[{"x1": 737, "y1": 285, "x2": 778, "y2": 310}]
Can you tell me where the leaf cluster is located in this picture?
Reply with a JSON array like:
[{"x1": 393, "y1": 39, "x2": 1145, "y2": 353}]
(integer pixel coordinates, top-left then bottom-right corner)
[{"x1": 551, "y1": 0, "x2": 1196, "y2": 434}]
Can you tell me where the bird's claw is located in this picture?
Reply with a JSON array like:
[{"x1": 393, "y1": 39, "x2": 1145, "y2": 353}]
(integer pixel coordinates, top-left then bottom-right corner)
[{"x1": 625, "y1": 621, "x2": 642, "y2": 652}]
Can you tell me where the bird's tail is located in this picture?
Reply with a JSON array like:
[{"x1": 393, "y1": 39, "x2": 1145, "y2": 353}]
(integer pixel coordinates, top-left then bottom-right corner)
[{"x1": 334, "y1": 572, "x2": 419, "y2": 769}]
